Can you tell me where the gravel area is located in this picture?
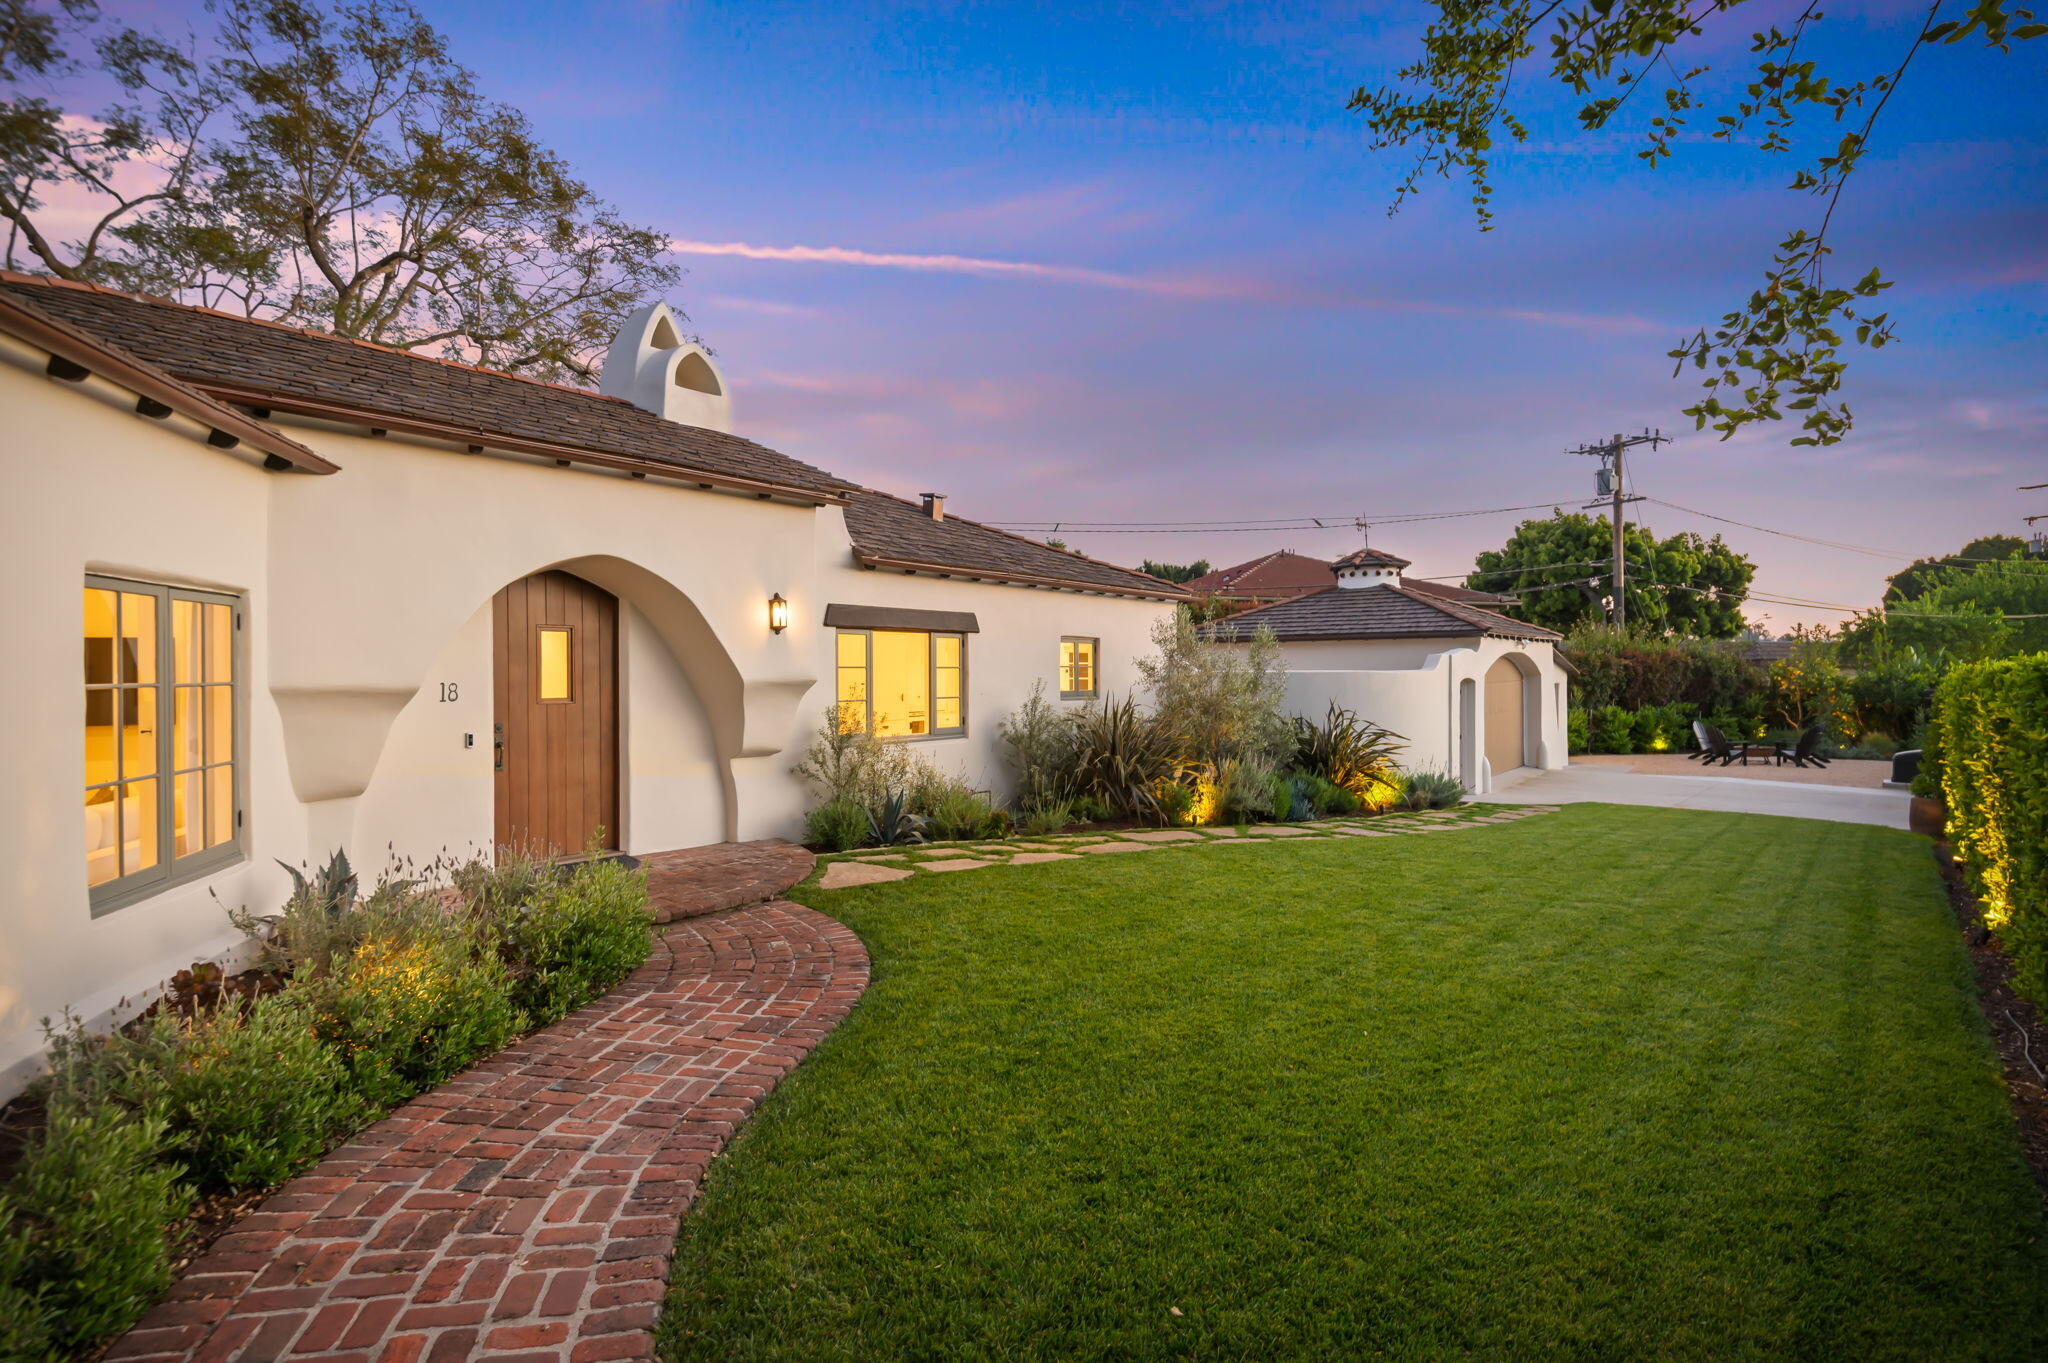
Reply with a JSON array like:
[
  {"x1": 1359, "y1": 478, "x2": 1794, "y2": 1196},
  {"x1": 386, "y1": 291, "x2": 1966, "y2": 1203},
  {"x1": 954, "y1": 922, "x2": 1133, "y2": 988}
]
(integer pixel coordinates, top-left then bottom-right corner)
[{"x1": 1570, "y1": 753, "x2": 1895, "y2": 790}]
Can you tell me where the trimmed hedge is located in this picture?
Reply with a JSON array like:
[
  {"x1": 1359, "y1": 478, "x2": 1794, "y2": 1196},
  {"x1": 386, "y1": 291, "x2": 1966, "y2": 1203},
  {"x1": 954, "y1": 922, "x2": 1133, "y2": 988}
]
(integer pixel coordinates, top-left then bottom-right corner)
[{"x1": 1926, "y1": 653, "x2": 2048, "y2": 1001}]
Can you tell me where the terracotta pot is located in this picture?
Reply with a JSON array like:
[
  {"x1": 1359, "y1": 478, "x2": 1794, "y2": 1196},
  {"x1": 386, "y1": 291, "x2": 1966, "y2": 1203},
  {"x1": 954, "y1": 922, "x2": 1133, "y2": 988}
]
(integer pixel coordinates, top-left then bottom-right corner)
[{"x1": 1909, "y1": 796, "x2": 1946, "y2": 839}]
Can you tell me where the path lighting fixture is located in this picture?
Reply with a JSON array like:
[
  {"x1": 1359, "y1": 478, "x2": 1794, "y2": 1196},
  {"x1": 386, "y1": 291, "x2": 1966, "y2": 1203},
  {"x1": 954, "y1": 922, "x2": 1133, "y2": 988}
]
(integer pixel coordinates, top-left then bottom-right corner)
[{"x1": 768, "y1": 593, "x2": 790, "y2": 634}]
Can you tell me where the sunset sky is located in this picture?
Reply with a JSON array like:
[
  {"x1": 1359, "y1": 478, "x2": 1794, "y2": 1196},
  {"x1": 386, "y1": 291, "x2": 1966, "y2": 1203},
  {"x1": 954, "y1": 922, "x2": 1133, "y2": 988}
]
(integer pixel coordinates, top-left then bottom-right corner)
[{"x1": 142, "y1": 1, "x2": 2048, "y2": 625}]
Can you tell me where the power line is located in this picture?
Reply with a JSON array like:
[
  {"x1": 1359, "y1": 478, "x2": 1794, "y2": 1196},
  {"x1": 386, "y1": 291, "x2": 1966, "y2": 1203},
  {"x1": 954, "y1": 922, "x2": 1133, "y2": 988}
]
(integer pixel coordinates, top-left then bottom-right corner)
[{"x1": 987, "y1": 498, "x2": 1580, "y2": 533}]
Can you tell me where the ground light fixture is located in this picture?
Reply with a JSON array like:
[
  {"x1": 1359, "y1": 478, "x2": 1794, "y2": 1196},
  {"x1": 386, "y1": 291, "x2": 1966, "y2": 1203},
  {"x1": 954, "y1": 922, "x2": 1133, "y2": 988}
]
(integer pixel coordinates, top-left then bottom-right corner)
[{"x1": 768, "y1": 593, "x2": 790, "y2": 634}]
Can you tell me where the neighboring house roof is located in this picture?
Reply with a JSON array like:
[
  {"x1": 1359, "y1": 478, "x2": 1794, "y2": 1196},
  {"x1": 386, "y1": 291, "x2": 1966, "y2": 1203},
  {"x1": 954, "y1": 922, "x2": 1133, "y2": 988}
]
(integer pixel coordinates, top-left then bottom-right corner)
[
  {"x1": 844, "y1": 491, "x2": 1188, "y2": 600},
  {"x1": 0, "y1": 271, "x2": 857, "y2": 502},
  {"x1": 1204, "y1": 582, "x2": 1562, "y2": 643},
  {"x1": 1738, "y1": 639, "x2": 1795, "y2": 664},
  {"x1": 0, "y1": 287, "x2": 332, "y2": 474},
  {"x1": 1183, "y1": 550, "x2": 1511, "y2": 605}
]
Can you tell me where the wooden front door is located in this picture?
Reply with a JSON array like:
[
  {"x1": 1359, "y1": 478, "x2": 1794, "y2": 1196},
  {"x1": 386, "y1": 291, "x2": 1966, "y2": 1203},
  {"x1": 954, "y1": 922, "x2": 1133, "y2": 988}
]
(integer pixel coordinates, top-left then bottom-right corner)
[{"x1": 493, "y1": 571, "x2": 619, "y2": 856}]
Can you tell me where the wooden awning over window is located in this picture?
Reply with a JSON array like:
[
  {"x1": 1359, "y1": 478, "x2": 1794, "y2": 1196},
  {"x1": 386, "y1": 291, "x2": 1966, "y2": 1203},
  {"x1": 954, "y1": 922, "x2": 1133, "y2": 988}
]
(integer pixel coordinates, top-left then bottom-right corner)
[{"x1": 823, "y1": 604, "x2": 980, "y2": 634}]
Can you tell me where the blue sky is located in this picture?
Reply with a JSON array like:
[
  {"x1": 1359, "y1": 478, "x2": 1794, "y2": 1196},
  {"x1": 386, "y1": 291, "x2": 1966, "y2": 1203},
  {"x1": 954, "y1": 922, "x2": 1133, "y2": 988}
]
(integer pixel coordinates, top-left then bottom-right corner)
[{"x1": 155, "y1": 1, "x2": 2048, "y2": 623}]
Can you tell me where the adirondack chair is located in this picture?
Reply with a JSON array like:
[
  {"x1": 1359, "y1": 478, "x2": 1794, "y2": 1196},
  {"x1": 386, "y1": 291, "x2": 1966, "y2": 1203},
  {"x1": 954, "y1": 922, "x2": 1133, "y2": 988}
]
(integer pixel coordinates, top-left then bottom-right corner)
[
  {"x1": 1774, "y1": 724, "x2": 1832, "y2": 769},
  {"x1": 1693, "y1": 721, "x2": 1741, "y2": 766}
]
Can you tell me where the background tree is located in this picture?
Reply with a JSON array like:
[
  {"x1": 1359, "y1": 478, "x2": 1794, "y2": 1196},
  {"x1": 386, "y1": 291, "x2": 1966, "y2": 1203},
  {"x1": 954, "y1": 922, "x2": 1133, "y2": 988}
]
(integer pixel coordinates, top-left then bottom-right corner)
[
  {"x1": 1844, "y1": 558, "x2": 2048, "y2": 663},
  {"x1": 1139, "y1": 559, "x2": 1213, "y2": 584},
  {"x1": 1468, "y1": 512, "x2": 1753, "y2": 636},
  {"x1": 1352, "y1": 2, "x2": 2044, "y2": 445},
  {"x1": 0, "y1": 0, "x2": 679, "y2": 383},
  {"x1": 1882, "y1": 534, "x2": 2031, "y2": 604}
]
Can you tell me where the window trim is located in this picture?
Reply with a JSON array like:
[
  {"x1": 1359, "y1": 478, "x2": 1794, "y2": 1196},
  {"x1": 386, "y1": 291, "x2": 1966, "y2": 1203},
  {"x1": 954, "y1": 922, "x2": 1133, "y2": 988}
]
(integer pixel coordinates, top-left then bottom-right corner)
[
  {"x1": 834, "y1": 627, "x2": 968, "y2": 741},
  {"x1": 1059, "y1": 635, "x2": 1100, "y2": 700},
  {"x1": 86, "y1": 575, "x2": 245, "y2": 916}
]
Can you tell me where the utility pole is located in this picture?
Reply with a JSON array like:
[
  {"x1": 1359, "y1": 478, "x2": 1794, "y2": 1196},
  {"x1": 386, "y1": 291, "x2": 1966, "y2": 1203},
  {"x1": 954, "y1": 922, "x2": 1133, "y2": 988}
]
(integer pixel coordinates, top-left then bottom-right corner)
[{"x1": 1572, "y1": 429, "x2": 1666, "y2": 628}]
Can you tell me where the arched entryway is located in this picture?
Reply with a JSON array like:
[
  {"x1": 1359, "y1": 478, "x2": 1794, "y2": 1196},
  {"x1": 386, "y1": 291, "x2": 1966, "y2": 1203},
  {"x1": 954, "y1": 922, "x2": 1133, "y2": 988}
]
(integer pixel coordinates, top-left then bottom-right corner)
[
  {"x1": 493, "y1": 570, "x2": 619, "y2": 855},
  {"x1": 1484, "y1": 654, "x2": 1529, "y2": 776}
]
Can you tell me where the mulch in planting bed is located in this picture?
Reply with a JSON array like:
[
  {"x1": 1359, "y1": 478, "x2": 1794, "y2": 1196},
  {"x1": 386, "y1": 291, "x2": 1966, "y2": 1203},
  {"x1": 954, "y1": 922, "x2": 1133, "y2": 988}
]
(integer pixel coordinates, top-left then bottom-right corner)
[{"x1": 1935, "y1": 840, "x2": 2048, "y2": 1202}]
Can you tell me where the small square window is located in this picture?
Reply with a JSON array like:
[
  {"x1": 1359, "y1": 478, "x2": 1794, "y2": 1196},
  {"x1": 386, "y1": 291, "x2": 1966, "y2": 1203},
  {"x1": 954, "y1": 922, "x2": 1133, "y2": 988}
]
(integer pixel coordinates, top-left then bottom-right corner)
[{"x1": 1059, "y1": 637, "x2": 1099, "y2": 698}]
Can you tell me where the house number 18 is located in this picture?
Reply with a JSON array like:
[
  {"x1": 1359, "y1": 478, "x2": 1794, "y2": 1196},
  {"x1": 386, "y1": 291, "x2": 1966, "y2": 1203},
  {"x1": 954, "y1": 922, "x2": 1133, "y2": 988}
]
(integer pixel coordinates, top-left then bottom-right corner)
[{"x1": 439, "y1": 682, "x2": 460, "y2": 702}]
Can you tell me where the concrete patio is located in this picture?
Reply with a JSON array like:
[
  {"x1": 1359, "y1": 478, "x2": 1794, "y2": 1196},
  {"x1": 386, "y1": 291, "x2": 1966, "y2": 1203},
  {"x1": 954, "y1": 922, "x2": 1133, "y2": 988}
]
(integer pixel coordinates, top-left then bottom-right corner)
[{"x1": 1490, "y1": 761, "x2": 1913, "y2": 828}]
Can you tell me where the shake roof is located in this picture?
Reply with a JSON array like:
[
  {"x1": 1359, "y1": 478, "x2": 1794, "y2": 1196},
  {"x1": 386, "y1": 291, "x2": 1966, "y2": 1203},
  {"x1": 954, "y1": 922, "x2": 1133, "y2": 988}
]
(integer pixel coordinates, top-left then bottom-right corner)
[
  {"x1": 0, "y1": 271, "x2": 855, "y2": 500},
  {"x1": 844, "y1": 492, "x2": 1187, "y2": 599},
  {"x1": 1205, "y1": 583, "x2": 1561, "y2": 643},
  {"x1": 0, "y1": 271, "x2": 1183, "y2": 600}
]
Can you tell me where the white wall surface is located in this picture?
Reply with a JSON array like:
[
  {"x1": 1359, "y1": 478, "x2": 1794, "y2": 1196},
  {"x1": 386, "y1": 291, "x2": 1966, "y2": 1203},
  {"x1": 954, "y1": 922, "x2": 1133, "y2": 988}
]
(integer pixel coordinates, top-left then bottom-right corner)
[
  {"x1": 1275, "y1": 635, "x2": 1569, "y2": 794},
  {"x1": 0, "y1": 345, "x2": 1175, "y2": 1097}
]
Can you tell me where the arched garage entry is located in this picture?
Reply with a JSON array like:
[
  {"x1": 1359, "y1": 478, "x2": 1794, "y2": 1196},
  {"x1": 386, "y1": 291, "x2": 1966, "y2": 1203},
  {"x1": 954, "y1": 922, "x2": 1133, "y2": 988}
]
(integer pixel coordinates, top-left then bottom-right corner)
[{"x1": 1484, "y1": 653, "x2": 1534, "y2": 776}]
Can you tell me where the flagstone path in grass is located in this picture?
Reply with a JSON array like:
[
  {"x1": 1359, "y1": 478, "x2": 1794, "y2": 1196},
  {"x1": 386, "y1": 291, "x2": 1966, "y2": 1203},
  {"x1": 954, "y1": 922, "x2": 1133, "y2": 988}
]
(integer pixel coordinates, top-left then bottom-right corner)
[{"x1": 810, "y1": 804, "x2": 1559, "y2": 891}]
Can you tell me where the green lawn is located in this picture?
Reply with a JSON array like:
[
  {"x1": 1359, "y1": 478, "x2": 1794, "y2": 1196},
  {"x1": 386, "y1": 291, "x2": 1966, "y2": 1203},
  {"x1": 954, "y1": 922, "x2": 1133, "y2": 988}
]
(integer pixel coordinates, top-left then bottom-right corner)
[{"x1": 660, "y1": 806, "x2": 2047, "y2": 1361}]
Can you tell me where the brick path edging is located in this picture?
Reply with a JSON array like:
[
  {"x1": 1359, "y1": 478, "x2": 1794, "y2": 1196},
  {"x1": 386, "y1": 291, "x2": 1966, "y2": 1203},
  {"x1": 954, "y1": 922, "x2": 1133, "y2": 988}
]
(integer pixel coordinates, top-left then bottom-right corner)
[{"x1": 108, "y1": 901, "x2": 868, "y2": 1363}]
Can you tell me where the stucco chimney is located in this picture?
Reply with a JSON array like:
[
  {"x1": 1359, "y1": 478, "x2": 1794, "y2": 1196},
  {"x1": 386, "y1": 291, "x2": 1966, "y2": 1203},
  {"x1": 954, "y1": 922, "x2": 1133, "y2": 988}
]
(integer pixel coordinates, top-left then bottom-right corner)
[
  {"x1": 921, "y1": 492, "x2": 946, "y2": 521},
  {"x1": 598, "y1": 302, "x2": 733, "y2": 433}
]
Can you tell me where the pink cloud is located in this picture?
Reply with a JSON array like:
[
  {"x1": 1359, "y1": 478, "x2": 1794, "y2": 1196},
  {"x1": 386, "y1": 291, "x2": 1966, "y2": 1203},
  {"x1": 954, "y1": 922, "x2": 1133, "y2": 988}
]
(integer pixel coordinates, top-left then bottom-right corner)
[{"x1": 669, "y1": 237, "x2": 1663, "y2": 333}]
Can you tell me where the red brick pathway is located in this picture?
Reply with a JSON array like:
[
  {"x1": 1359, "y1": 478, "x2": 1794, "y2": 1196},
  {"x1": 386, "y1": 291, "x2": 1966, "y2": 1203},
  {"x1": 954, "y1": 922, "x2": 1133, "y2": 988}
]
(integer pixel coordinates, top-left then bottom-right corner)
[
  {"x1": 639, "y1": 841, "x2": 814, "y2": 923},
  {"x1": 107, "y1": 893, "x2": 866, "y2": 1363}
]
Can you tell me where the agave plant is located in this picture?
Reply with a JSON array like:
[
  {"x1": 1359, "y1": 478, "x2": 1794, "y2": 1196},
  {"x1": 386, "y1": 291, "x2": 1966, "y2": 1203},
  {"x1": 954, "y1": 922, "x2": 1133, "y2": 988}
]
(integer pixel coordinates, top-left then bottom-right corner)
[
  {"x1": 867, "y1": 790, "x2": 929, "y2": 846},
  {"x1": 277, "y1": 849, "x2": 359, "y2": 921}
]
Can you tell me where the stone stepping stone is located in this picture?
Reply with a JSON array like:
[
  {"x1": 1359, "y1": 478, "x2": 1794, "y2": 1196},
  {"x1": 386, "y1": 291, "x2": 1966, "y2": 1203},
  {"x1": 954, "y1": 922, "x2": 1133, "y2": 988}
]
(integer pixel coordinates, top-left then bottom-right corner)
[
  {"x1": 1246, "y1": 825, "x2": 1313, "y2": 837},
  {"x1": 1121, "y1": 829, "x2": 1204, "y2": 843},
  {"x1": 918, "y1": 857, "x2": 996, "y2": 873},
  {"x1": 1008, "y1": 842, "x2": 1062, "y2": 851},
  {"x1": 1077, "y1": 840, "x2": 1156, "y2": 854},
  {"x1": 850, "y1": 852, "x2": 908, "y2": 861},
  {"x1": 1008, "y1": 852, "x2": 1079, "y2": 865},
  {"x1": 1195, "y1": 827, "x2": 1242, "y2": 837},
  {"x1": 819, "y1": 861, "x2": 914, "y2": 889},
  {"x1": 1335, "y1": 827, "x2": 1394, "y2": 836}
]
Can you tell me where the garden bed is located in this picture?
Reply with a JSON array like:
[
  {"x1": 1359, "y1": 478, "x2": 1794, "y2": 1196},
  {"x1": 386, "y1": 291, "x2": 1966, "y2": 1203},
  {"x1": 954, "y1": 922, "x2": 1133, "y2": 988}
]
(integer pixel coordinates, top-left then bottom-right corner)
[{"x1": 0, "y1": 850, "x2": 654, "y2": 1360}]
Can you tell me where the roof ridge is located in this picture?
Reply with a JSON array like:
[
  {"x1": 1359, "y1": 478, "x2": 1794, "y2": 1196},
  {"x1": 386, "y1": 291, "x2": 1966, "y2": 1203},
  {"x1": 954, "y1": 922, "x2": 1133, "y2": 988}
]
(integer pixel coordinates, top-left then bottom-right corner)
[
  {"x1": 854, "y1": 487, "x2": 1185, "y2": 593},
  {"x1": 1385, "y1": 580, "x2": 1558, "y2": 637},
  {"x1": 0, "y1": 269, "x2": 637, "y2": 405}
]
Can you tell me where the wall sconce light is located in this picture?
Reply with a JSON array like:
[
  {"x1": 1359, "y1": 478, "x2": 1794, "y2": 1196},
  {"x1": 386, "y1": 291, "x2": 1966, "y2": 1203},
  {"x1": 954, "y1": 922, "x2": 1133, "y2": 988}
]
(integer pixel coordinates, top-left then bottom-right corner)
[{"x1": 767, "y1": 593, "x2": 790, "y2": 634}]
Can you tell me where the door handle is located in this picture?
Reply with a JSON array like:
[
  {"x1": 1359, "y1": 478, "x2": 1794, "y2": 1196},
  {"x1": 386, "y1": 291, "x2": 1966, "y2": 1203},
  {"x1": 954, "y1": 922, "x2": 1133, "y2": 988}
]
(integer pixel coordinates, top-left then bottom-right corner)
[{"x1": 493, "y1": 722, "x2": 505, "y2": 772}]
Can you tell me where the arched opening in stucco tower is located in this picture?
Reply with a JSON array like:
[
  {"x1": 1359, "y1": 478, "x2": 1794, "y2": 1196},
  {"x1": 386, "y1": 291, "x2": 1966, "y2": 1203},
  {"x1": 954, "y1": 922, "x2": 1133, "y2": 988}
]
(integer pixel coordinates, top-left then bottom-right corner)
[{"x1": 1484, "y1": 652, "x2": 1537, "y2": 777}]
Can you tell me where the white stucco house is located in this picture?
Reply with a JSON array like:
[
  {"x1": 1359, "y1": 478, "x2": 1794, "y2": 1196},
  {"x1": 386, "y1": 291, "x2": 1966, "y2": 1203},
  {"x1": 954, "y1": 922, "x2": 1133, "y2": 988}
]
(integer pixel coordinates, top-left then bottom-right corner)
[
  {"x1": 0, "y1": 272, "x2": 1188, "y2": 1097},
  {"x1": 1210, "y1": 546, "x2": 1570, "y2": 793}
]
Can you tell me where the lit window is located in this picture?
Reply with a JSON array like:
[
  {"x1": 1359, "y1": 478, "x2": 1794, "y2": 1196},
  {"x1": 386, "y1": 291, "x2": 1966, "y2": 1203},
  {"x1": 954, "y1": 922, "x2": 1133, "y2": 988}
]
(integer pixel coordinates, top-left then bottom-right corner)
[
  {"x1": 86, "y1": 577, "x2": 241, "y2": 908},
  {"x1": 537, "y1": 627, "x2": 573, "y2": 702},
  {"x1": 1059, "y1": 637, "x2": 1099, "y2": 698},
  {"x1": 834, "y1": 629, "x2": 966, "y2": 738}
]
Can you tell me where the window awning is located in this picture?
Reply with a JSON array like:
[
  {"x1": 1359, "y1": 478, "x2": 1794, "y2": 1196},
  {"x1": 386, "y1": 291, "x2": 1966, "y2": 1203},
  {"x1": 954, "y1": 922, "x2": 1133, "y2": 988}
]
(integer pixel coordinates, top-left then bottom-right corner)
[{"x1": 823, "y1": 604, "x2": 980, "y2": 634}]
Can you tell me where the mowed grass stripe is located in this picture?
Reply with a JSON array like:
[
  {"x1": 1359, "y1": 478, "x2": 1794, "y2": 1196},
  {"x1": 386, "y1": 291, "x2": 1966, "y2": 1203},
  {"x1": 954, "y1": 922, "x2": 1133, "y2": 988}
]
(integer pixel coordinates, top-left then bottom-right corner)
[{"x1": 661, "y1": 805, "x2": 2047, "y2": 1361}]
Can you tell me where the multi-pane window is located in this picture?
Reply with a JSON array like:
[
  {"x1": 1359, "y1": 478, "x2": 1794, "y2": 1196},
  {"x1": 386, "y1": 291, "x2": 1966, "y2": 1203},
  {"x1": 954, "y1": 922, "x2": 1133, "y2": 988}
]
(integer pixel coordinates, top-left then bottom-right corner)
[
  {"x1": 834, "y1": 629, "x2": 965, "y2": 738},
  {"x1": 1059, "y1": 637, "x2": 1099, "y2": 698},
  {"x1": 85, "y1": 577, "x2": 240, "y2": 907}
]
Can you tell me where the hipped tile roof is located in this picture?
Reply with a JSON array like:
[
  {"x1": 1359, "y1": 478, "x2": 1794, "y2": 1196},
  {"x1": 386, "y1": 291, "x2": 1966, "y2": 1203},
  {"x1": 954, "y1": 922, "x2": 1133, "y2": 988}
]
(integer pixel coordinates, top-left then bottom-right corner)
[{"x1": 1205, "y1": 583, "x2": 1561, "y2": 643}]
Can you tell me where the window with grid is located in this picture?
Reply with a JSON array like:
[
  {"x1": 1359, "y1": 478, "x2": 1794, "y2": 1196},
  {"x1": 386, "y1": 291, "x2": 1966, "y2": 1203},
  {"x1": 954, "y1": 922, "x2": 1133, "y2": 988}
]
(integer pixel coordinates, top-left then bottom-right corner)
[
  {"x1": 834, "y1": 629, "x2": 965, "y2": 738},
  {"x1": 84, "y1": 577, "x2": 241, "y2": 908},
  {"x1": 1059, "y1": 637, "x2": 1099, "y2": 698}
]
